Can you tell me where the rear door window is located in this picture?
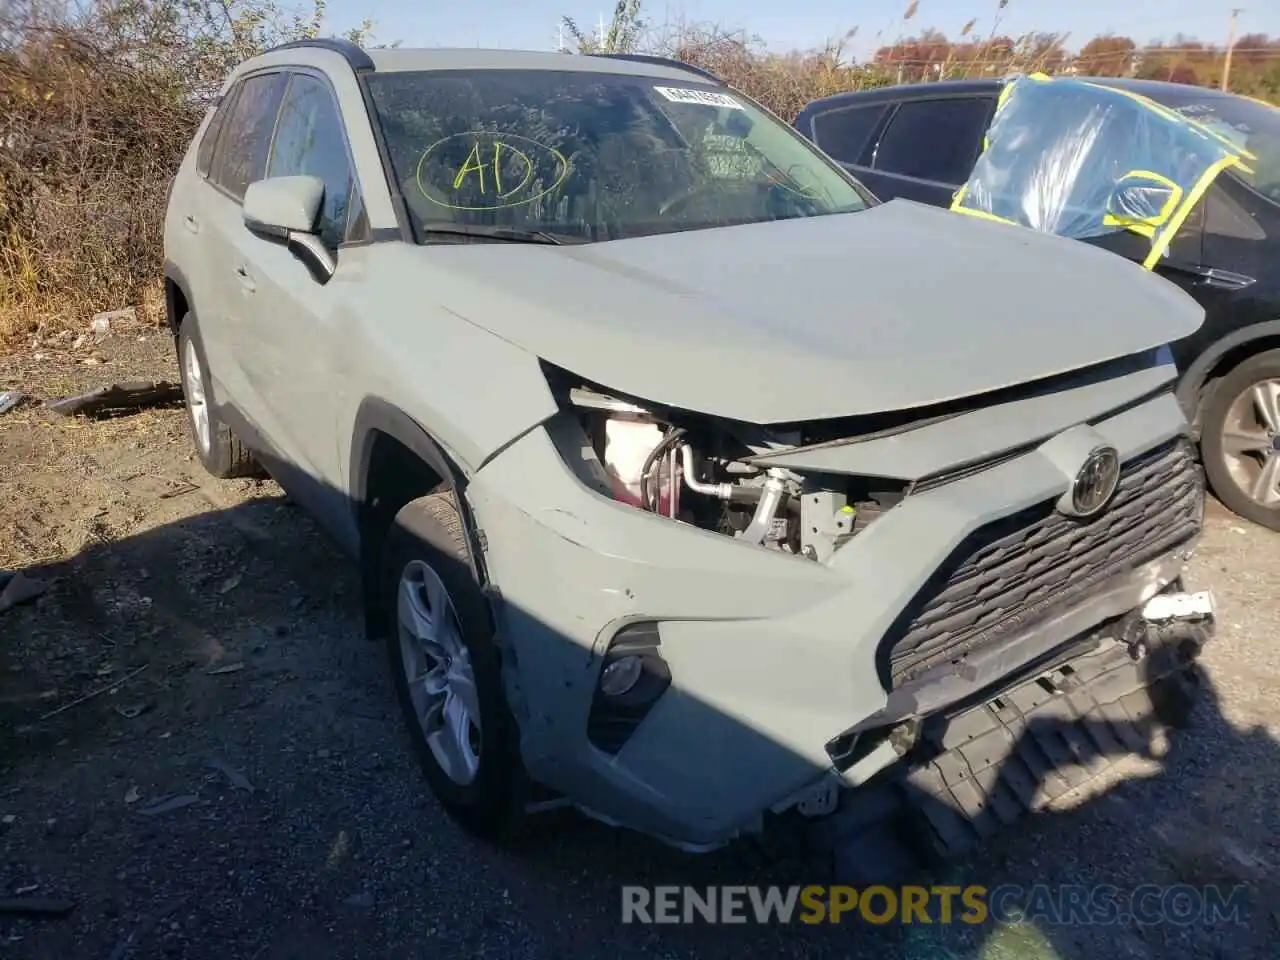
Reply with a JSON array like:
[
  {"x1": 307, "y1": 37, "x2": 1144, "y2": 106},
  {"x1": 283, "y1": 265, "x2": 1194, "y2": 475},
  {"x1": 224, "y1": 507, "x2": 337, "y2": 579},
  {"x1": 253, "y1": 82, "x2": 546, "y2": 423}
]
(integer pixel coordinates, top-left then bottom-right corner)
[
  {"x1": 210, "y1": 72, "x2": 287, "y2": 201},
  {"x1": 810, "y1": 104, "x2": 887, "y2": 166},
  {"x1": 873, "y1": 97, "x2": 994, "y2": 185}
]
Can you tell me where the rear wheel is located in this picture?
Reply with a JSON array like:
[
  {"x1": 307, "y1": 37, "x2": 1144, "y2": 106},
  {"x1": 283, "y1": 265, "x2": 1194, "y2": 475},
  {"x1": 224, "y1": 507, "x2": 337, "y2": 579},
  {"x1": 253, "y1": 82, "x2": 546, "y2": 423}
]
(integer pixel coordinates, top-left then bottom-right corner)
[
  {"x1": 1200, "y1": 349, "x2": 1280, "y2": 531},
  {"x1": 381, "y1": 491, "x2": 526, "y2": 839},
  {"x1": 176, "y1": 316, "x2": 258, "y2": 479}
]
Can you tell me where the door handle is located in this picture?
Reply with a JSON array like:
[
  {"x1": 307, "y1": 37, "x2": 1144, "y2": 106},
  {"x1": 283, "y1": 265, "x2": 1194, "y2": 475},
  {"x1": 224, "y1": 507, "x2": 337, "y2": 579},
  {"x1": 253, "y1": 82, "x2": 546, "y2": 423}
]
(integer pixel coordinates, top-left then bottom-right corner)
[
  {"x1": 1162, "y1": 262, "x2": 1255, "y2": 291},
  {"x1": 1195, "y1": 267, "x2": 1255, "y2": 291},
  {"x1": 183, "y1": 214, "x2": 200, "y2": 234},
  {"x1": 235, "y1": 265, "x2": 256, "y2": 293}
]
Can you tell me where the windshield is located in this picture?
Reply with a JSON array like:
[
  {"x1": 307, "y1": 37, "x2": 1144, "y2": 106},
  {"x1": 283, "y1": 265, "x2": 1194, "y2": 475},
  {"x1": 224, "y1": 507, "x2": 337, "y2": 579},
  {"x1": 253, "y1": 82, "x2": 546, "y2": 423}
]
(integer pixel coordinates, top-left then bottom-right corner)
[
  {"x1": 365, "y1": 69, "x2": 870, "y2": 243},
  {"x1": 1149, "y1": 91, "x2": 1280, "y2": 204}
]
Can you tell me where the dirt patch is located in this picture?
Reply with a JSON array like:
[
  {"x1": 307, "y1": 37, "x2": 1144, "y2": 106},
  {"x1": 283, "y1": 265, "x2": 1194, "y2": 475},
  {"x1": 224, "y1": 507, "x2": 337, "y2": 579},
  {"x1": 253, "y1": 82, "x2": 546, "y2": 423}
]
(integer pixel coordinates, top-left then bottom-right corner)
[{"x1": 2, "y1": 335, "x2": 1279, "y2": 959}]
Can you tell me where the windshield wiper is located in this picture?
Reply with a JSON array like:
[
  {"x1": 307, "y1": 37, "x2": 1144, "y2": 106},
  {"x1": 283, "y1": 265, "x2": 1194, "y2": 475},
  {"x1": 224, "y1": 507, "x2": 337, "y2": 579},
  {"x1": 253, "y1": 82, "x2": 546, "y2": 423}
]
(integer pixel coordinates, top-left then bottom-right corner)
[{"x1": 419, "y1": 224, "x2": 588, "y2": 245}]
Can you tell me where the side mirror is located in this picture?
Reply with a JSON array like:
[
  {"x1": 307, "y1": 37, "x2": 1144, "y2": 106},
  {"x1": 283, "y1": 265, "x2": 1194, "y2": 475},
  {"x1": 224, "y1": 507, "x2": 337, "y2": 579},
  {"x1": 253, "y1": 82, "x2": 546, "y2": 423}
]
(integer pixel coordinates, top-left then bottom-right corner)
[
  {"x1": 1104, "y1": 173, "x2": 1183, "y2": 238},
  {"x1": 243, "y1": 175, "x2": 335, "y2": 284}
]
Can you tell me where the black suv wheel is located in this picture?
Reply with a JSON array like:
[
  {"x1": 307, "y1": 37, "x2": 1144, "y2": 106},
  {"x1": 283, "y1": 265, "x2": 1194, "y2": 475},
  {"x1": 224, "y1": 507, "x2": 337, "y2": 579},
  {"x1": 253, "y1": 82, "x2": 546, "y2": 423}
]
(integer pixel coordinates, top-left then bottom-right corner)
[{"x1": 1200, "y1": 349, "x2": 1280, "y2": 531}]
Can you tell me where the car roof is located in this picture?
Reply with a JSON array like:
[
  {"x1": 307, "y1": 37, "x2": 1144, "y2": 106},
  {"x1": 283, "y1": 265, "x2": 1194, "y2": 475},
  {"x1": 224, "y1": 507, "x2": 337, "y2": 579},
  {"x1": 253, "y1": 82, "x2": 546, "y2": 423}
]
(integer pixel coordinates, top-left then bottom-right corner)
[
  {"x1": 798, "y1": 74, "x2": 1256, "y2": 121},
  {"x1": 799, "y1": 78, "x2": 1002, "y2": 116},
  {"x1": 1084, "y1": 76, "x2": 1260, "y2": 106},
  {"x1": 370, "y1": 49, "x2": 710, "y2": 80},
  {"x1": 239, "y1": 41, "x2": 720, "y2": 86}
]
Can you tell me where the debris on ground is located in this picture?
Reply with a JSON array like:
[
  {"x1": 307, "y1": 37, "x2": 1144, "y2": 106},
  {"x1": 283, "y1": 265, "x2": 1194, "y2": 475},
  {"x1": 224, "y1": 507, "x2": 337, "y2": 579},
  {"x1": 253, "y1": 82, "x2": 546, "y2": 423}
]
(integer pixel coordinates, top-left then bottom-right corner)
[
  {"x1": 343, "y1": 890, "x2": 376, "y2": 910},
  {"x1": 204, "y1": 662, "x2": 244, "y2": 676},
  {"x1": 36, "y1": 663, "x2": 149, "y2": 721},
  {"x1": 103, "y1": 899, "x2": 183, "y2": 960},
  {"x1": 137, "y1": 794, "x2": 200, "y2": 817},
  {"x1": 44, "y1": 381, "x2": 183, "y2": 418},
  {"x1": 90, "y1": 308, "x2": 137, "y2": 337},
  {"x1": 113, "y1": 701, "x2": 154, "y2": 720},
  {"x1": 0, "y1": 389, "x2": 27, "y2": 414},
  {"x1": 0, "y1": 897, "x2": 77, "y2": 917},
  {"x1": 0, "y1": 571, "x2": 49, "y2": 614},
  {"x1": 204, "y1": 757, "x2": 255, "y2": 794},
  {"x1": 157, "y1": 481, "x2": 199, "y2": 500}
]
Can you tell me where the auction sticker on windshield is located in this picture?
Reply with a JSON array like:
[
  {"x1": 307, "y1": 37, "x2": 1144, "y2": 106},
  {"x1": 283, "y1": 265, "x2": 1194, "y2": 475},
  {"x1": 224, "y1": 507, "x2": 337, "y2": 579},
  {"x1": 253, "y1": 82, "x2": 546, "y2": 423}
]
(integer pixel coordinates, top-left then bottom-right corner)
[{"x1": 653, "y1": 86, "x2": 744, "y2": 109}]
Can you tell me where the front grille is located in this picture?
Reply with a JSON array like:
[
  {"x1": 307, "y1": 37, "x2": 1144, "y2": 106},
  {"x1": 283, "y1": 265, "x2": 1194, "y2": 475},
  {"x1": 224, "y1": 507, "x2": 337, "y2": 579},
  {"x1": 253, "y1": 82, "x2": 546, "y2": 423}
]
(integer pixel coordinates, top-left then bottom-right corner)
[{"x1": 885, "y1": 439, "x2": 1203, "y2": 687}]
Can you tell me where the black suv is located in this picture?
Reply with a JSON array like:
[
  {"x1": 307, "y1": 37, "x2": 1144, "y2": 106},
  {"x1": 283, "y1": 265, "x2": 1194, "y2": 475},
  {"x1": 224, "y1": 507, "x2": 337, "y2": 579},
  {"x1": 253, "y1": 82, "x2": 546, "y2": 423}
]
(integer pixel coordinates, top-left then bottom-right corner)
[{"x1": 796, "y1": 78, "x2": 1280, "y2": 531}]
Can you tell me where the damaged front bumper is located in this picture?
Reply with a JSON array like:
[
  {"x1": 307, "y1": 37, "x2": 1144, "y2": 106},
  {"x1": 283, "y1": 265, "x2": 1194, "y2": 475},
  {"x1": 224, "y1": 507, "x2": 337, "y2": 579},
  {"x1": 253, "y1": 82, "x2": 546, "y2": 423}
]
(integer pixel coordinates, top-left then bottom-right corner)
[
  {"x1": 465, "y1": 390, "x2": 1214, "y2": 850},
  {"x1": 808, "y1": 599, "x2": 1214, "y2": 883}
]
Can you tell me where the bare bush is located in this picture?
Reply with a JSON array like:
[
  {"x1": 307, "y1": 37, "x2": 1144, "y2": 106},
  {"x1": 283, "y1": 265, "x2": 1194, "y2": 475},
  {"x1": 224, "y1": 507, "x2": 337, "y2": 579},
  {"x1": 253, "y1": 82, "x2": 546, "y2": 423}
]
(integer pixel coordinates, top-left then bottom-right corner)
[
  {"x1": 1, "y1": 24, "x2": 196, "y2": 336},
  {"x1": 653, "y1": 23, "x2": 891, "y2": 122},
  {"x1": 0, "y1": 0, "x2": 371, "y2": 348}
]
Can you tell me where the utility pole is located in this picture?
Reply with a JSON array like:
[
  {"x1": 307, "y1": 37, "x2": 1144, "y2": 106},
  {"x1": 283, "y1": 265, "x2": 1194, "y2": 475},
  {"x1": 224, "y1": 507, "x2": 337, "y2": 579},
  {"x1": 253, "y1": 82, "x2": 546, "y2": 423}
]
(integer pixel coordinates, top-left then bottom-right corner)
[
  {"x1": 1222, "y1": 8, "x2": 1242, "y2": 91},
  {"x1": 598, "y1": 12, "x2": 606, "y2": 51}
]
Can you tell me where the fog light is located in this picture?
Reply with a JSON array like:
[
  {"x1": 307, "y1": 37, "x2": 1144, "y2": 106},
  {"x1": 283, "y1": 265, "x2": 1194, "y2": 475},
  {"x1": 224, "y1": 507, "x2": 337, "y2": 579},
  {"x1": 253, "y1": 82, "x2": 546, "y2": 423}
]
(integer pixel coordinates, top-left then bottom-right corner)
[{"x1": 599, "y1": 655, "x2": 644, "y2": 697}]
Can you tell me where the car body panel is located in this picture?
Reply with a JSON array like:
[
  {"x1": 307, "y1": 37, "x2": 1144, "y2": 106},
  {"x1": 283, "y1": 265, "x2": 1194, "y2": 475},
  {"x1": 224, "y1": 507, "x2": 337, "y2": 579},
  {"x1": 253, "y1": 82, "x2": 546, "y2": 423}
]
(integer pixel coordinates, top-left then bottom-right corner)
[
  {"x1": 748, "y1": 354, "x2": 1178, "y2": 478},
  {"x1": 467, "y1": 388, "x2": 1191, "y2": 843},
  {"x1": 329, "y1": 244, "x2": 562, "y2": 478},
  {"x1": 165, "y1": 48, "x2": 1214, "y2": 849},
  {"x1": 422, "y1": 200, "x2": 1203, "y2": 423}
]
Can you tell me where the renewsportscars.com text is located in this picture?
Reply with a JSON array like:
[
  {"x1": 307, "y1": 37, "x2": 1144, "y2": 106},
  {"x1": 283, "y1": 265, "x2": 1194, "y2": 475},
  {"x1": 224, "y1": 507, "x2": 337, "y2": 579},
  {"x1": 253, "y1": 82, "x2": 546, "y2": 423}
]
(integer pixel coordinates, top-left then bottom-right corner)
[{"x1": 620, "y1": 884, "x2": 1248, "y2": 926}]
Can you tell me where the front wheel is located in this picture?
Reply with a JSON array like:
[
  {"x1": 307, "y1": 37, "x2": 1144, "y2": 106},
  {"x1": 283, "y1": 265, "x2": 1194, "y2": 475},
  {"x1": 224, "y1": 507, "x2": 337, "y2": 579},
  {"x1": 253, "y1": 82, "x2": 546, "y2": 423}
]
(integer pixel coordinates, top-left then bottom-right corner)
[
  {"x1": 381, "y1": 491, "x2": 527, "y2": 839},
  {"x1": 1200, "y1": 348, "x2": 1280, "y2": 531}
]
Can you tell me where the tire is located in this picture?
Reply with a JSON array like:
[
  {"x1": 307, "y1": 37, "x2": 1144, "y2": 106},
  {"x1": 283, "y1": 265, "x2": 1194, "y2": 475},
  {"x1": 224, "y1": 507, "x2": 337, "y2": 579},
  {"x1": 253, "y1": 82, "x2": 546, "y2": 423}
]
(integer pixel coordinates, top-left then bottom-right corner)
[
  {"x1": 381, "y1": 491, "x2": 527, "y2": 840},
  {"x1": 176, "y1": 315, "x2": 258, "y2": 479},
  {"x1": 1199, "y1": 348, "x2": 1280, "y2": 532}
]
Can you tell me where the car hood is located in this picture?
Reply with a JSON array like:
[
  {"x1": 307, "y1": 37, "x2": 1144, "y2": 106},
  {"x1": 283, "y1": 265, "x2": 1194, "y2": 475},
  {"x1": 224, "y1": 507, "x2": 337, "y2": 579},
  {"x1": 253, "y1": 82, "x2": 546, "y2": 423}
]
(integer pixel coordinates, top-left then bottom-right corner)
[{"x1": 426, "y1": 198, "x2": 1205, "y2": 423}]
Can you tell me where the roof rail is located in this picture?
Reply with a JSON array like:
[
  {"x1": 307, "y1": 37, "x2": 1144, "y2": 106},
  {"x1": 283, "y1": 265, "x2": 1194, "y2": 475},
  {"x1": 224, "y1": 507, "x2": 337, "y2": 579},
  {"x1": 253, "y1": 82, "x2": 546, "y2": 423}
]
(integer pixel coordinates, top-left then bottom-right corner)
[
  {"x1": 588, "y1": 53, "x2": 722, "y2": 85},
  {"x1": 266, "y1": 37, "x2": 376, "y2": 72}
]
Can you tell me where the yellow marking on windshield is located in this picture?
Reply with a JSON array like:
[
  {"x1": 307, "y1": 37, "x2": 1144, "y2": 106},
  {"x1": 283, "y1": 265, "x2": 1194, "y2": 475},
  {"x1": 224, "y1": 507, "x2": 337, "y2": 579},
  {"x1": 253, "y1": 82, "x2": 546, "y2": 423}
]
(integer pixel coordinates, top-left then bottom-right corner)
[
  {"x1": 452, "y1": 141, "x2": 488, "y2": 192},
  {"x1": 493, "y1": 141, "x2": 534, "y2": 198},
  {"x1": 448, "y1": 140, "x2": 536, "y2": 199},
  {"x1": 415, "y1": 132, "x2": 569, "y2": 211}
]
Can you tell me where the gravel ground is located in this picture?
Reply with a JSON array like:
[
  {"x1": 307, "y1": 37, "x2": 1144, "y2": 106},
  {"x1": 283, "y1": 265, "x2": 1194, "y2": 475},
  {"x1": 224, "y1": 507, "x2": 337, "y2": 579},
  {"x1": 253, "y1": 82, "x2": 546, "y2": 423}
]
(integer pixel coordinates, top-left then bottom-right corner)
[{"x1": 1, "y1": 332, "x2": 1279, "y2": 959}]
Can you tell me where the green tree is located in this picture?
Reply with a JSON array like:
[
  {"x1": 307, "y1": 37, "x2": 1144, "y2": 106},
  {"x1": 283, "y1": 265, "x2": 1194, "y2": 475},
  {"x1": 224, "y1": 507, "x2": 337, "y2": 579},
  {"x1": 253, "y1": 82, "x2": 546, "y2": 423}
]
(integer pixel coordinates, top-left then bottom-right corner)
[
  {"x1": 562, "y1": 0, "x2": 644, "y2": 54},
  {"x1": 1076, "y1": 35, "x2": 1137, "y2": 76}
]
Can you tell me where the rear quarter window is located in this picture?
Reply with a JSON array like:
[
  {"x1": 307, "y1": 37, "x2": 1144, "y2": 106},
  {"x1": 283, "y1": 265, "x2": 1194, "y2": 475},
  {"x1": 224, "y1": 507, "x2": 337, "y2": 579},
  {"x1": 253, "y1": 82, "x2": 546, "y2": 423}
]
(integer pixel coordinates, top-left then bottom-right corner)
[{"x1": 195, "y1": 86, "x2": 239, "y2": 178}]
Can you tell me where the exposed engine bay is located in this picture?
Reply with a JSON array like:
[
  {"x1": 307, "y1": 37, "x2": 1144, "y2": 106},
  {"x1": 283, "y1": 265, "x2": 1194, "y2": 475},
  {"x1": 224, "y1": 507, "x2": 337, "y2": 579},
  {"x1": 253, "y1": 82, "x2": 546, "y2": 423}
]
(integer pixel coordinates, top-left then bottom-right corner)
[{"x1": 559, "y1": 381, "x2": 907, "y2": 563}]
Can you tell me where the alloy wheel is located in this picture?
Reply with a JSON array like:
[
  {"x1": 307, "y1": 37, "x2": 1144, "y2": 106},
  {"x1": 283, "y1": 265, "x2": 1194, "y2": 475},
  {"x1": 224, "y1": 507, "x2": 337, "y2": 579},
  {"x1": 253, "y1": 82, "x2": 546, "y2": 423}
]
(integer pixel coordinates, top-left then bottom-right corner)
[
  {"x1": 396, "y1": 559, "x2": 482, "y2": 785},
  {"x1": 182, "y1": 335, "x2": 211, "y2": 455},
  {"x1": 1219, "y1": 378, "x2": 1280, "y2": 509}
]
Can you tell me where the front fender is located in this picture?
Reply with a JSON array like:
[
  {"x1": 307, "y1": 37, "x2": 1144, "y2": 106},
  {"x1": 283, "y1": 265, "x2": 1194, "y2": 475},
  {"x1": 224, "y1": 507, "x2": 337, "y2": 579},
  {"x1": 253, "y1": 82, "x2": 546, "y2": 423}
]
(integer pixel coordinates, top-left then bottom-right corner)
[{"x1": 1176, "y1": 319, "x2": 1280, "y2": 419}]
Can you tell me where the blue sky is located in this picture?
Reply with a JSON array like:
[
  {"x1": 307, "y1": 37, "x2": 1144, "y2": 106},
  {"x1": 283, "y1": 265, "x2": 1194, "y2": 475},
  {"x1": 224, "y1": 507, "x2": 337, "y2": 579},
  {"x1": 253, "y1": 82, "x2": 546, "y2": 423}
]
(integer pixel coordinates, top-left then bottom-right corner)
[{"x1": 320, "y1": 0, "x2": 1280, "y2": 61}]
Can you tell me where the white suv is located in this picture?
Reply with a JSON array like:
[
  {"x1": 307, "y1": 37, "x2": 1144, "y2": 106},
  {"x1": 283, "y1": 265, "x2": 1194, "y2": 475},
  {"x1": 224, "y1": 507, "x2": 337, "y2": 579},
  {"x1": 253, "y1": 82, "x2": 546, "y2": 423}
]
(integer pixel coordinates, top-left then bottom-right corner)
[{"x1": 164, "y1": 39, "x2": 1215, "y2": 866}]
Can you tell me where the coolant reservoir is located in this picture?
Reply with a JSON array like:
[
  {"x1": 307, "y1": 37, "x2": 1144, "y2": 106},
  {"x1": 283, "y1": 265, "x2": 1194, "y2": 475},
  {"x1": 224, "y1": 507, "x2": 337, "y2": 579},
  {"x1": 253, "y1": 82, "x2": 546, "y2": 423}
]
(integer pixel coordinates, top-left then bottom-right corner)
[{"x1": 603, "y1": 419, "x2": 678, "y2": 513}]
